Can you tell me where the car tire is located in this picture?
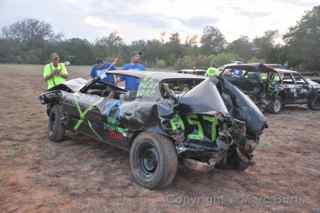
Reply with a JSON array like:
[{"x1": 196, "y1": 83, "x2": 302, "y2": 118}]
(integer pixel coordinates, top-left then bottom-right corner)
[
  {"x1": 129, "y1": 132, "x2": 178, "y2": 189},
  {"x1": 269, "y1": 98, "x2": 282, "y2": 114},
  {"x1": 48, "y1": 105, "x2": 65, "y2": 142},
  {"x1": 308, "y1": 94, "x2": 320, "y2": 110}
]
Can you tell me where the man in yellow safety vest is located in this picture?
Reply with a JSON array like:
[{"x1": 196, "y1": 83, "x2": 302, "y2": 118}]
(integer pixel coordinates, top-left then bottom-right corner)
[{"x1": 43, "y1": 53, "x2": 68, "y2": 90}]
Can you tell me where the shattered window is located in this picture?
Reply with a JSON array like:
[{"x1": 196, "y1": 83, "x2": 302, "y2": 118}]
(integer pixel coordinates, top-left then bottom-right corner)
[
  {"x1": 244, "y1": 71, "x2": 261, "y2": 80},
  {"x1": 159, "y1": 78, "x2": 204, "y2": 97},
  {"x1": 292, "y1": 73, "x2": 306, "y2": 84},
  {"x1": 282, "y1": 73, "x2": 295, "y2": 84},
  {"x1": 271, "y1": 73, "x2": 281, "y2": 82}
]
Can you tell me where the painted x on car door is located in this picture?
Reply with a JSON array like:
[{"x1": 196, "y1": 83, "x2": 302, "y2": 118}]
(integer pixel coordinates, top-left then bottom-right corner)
[{"x1": 69, "y1": 92, "x2": 105, "y2": 139}]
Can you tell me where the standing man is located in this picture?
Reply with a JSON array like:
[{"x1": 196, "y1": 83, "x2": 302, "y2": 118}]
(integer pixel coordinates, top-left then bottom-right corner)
[
  {"x1": 90, "y1": 58, "x2": 117, "y2": 85},
  {"x1": 121, "y1": 52, "x2": 145, "y2": 91},
  {"x1": 43, "y1": 53, "x2": 68, "y2": 90}
]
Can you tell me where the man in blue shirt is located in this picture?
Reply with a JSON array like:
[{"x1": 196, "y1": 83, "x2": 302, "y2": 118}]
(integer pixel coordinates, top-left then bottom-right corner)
[
  {"x1": 121, "y1": 53, "x2": 145, "y2": 91},
  {"x1": 233, "y1": 69, "x2": 243, "y2": 78},
  {"x1": 90, "y1": 59, "x2": 117, "y2": 85}
]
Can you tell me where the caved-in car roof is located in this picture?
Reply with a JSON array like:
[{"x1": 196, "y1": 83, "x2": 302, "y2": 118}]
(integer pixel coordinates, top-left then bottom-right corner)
[{"x1": 106, "y1": 70, "x2": 206, "y2": 81}]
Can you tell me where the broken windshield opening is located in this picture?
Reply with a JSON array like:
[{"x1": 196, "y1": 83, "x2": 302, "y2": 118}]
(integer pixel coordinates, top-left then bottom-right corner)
[{"x1": 159, "y1": 78, "x2": 204, "y2": 98}]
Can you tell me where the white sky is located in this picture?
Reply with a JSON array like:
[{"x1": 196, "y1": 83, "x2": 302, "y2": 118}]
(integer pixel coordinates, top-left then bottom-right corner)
[{"x1": 0, "y1": 0, "x2": 318, "y2": 43}]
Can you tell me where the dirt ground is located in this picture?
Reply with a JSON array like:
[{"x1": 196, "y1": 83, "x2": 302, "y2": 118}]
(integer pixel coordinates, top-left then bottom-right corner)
[{"x1": 0, "y1": 64, "x2": 319, "y2": 213}]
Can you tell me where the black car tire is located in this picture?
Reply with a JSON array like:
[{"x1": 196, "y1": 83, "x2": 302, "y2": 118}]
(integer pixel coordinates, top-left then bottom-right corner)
[
  {"x1": 130, "y1": 132, "x2": 178, "y2": 189},
  {"x1": 48, "y1": 105, "x2": 65, "y2": 142},
  {"x1": 308, "y1": 94, "x2": 320, "y2": 110},
  {"x1": 269, "y1": 98, "x2": 282, "y2": 114}
]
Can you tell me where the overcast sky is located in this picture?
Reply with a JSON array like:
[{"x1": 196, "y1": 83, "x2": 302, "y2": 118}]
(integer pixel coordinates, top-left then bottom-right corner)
[{"x1": 0, "y1": 0, "x2": 318, "y2": 43}]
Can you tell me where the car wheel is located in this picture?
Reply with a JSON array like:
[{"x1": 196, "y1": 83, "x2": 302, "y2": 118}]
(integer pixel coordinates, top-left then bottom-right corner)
[
  {"x1": 269, "y1": 98, "x2": 282, "y2": 114},
  {"x1": 48, "y1": 105, "x2": 65, "y2": 142},
  {"x1": 130, "y1": 132, "x2": 178, "y2": 189},
  {"x1": 308, "y1": 94, "x2": 320, "y2": 110}
]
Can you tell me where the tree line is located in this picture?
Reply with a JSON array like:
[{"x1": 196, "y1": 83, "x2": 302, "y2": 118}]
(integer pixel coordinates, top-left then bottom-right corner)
[{"x1": 0, "y1": 5, "x2": 319, "y2": 72}]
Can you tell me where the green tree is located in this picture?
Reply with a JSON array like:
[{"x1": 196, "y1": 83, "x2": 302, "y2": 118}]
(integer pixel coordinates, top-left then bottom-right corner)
[
  {"x1": 1, "y1": 18, "x2": 61, "y2": 44},
  {"x1": 200, "y1": 26, "x2": 226, "y2": 55},
  {"x1": 94, "y1": 32, "x2": 124, "y2": 61},
  {"x1": 284, "y1": 5, "x2": 320, "y2": 71},
  {"x1": 59, "y1": 38, "x2": 95, "y2": 65},
  {"x1": 144, "y1": 39, "x2": 165, "y2": 66},
  {"x1": 165, "y1": 33, "x2": 183, "y2": 65},
  {"x1": 253, "y1": 30, "x2": 279, "y2": 62},
  {"x1": 0, "y1": 38, "x2": 21, "y2": 63},
  {"x1": 1, "y1": 18, "x2": 62, "y2": 63},
  {"x1": 209, "y1": 52, "x2": 241, "y2": 67},
  {"x1": 227, "y1": 36, "x2": 254, "y2": 61}
]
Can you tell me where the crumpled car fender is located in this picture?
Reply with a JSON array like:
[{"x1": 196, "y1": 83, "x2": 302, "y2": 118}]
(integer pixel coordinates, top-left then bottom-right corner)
[{"x1": 221, "y1": 78, "x2": 267, "y2": 137}]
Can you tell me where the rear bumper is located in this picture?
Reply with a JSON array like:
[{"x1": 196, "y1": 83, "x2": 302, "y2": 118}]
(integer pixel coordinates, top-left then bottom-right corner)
[
  {"x1": 176, "y1": 142, "x2": 220, "y2": 155},
  {"x1": 39, "y1": 91, "x2": 61, "y2": 105}
]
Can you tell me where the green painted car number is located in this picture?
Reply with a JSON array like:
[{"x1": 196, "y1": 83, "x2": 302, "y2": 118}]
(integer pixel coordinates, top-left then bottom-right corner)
[
  {"x1": 171, "y1": 114, "x2": 219, "y2": 143},
  {"x1": 187, "y1": 115, "x2": 204, "y2": 140},
  {"x1": 203, "y1": 115, "x2": 219, "y2": 143}
]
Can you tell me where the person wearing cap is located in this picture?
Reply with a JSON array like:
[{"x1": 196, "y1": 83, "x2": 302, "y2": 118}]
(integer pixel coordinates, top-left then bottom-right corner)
[
  {"x1": 43, "y1": 53, "x2": 68, "y2": 90},
  {"x1": 90, "y1": 59, "x2": 117, "y2": 85},
  {"x1": 120, "y1": 53, "x2": 145, "y2": 91},
  {"x1": 206, "y1": 67, "x2": 220, "y2": 77}
]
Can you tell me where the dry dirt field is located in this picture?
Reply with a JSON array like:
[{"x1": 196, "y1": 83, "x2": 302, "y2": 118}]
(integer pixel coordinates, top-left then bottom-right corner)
[{"x1": 0, "y1": 64, "x2": 319, "y2": 213}]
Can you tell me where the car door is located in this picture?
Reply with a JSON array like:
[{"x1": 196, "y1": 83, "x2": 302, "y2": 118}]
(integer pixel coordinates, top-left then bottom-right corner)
[
  {"x1": 281, "y1": 73, "x2": 297, "y2": 104},
  {"x1": 69, "y1": 92, "x2": 105, "y2": 138},
  {"x1": 241, "y1": 71, "x2": 264, "y2": 96},
  {"x1": 291, "y1": 73, "x2": 310, "y2": 104}
]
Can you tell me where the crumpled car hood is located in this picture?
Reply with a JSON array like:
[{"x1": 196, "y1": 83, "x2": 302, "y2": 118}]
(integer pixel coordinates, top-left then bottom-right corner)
[
  {"x1": 178, "y1": 77, "x2": 267, "y2": 137},
  {"x1": 179, "y1": 78, "x2": 229, "y2": 114},
  {"x1": 221, "y1": 77, "x2": 267, "y2": 136},
  {"x1": 58, "y1": 78, "x2": 88, "y2": 92}
]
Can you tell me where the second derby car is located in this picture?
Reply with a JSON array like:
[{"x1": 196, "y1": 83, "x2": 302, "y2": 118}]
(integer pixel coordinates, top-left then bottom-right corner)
[
  {"x1": 40, "y1": 71, "x2": 267, "y2": 189},
  {"x1": 221, "y1": 64, "x2": 320, "y2": 113}
]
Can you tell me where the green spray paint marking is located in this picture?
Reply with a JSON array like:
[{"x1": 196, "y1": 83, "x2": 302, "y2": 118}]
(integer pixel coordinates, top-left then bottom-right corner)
[
  {"x1": 137, "y1": 77, "x2": 158, "y2": 97},
  {"x1": 104, "y1": 117, "x2": 128, "y2": 135},
  {"x1": 73, "y1": 94, "x2": 104, "y2": 140},
  {"x1": 187, "y1": 114, "x2": 204, "y2": 140},
  {"x1": 169, "y1": 114, "x2": 185, "y2": 134},
  {"x1": 87, "y1": 119, "x2": 104, "y2": 141},
  {"x1": 203, "y1": 116, "x2": 219, "y2": 143}
]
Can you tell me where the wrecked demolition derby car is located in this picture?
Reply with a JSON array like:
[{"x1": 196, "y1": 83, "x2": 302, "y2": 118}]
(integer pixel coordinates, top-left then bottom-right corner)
[
  {"x1": 221, "y1": 64, "x2": 320, "y2": 113},
  {"x1": 39, "y1": 71, "x2": 267, "y2": 189}
]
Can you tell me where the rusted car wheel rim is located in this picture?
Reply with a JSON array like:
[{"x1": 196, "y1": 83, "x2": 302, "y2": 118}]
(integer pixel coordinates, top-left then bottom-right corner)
[{"x1": 139, "y1": 144, "x2": 159, "y2": 177}]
